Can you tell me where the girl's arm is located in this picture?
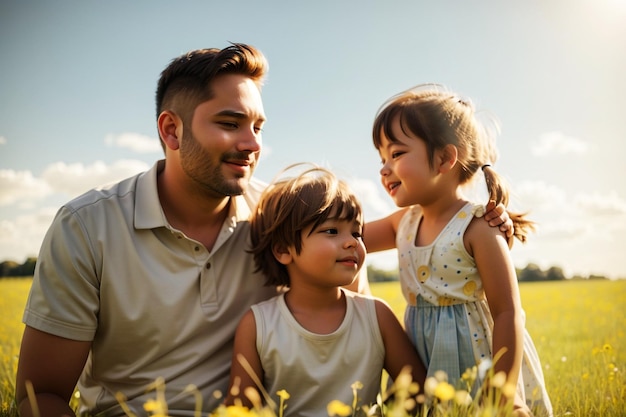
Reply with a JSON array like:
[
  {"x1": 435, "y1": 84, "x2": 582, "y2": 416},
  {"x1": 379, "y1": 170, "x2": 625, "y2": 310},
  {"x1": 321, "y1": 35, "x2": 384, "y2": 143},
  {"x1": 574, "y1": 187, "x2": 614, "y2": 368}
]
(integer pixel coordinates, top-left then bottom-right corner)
[
  {"x1": 374, "y1": 299, "x2": 427, "y2": 391},
  {"x1": 225, "y1": 310, "x2": 264, "y2": 408},
  {"x1": 364, "y1": 203, "x2": 513, "y2": 254},
  {"x1": 363, "y1": 207, "x2": 410, "y2": 253},
  {"x1": 465, "y1": 218, "x2": 524, "y2": 389}
]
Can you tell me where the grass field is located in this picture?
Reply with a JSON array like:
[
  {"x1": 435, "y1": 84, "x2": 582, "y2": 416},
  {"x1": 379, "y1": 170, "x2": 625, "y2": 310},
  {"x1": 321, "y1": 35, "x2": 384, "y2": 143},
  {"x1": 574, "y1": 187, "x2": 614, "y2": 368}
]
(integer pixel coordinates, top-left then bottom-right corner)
[{"x1": 1, "y1": 278, "x2": 624, "y2": 416}]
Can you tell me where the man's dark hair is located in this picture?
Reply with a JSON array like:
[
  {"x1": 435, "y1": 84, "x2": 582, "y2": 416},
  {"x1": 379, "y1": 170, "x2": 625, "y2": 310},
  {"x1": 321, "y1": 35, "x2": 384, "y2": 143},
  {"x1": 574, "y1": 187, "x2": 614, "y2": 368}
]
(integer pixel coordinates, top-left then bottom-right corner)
[{"x1": 155, "y1": 43, "x2": 268, "y2": 148}]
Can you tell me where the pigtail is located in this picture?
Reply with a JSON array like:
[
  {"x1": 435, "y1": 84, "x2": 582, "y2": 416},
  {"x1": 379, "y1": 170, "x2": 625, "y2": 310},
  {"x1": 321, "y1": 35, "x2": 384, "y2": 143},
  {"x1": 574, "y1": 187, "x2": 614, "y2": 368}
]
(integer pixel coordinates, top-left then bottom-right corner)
[{"x1": 482, "y1": 165, "x2": 535, "y2": 243}]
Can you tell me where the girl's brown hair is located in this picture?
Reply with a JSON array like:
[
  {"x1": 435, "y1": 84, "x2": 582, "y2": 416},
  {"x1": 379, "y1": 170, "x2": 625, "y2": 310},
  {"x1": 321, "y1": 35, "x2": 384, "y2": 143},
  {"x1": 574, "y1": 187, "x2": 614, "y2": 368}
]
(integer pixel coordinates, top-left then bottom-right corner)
[{"x1": 373, "y1": 84, "x2": 534, "y2": 242}]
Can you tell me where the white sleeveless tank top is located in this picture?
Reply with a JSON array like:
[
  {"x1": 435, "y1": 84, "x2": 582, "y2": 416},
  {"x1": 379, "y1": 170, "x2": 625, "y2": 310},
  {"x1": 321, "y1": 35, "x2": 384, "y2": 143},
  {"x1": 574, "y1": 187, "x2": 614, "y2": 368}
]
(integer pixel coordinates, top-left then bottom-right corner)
[{"x1": 252, "y1": 288, "x2": 385, "y2": 416}]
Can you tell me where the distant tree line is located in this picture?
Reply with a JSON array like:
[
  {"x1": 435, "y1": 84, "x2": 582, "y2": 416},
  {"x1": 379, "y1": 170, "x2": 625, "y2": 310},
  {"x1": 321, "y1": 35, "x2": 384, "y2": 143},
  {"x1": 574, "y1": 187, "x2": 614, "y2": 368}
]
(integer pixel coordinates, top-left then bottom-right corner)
[
  {"x1": 0, "y1": 257, "x2": 615, "y2": 281},
  {"x1": 0, "y1": 257, "x2": 37, "y2": 277},
  {"x1": 366, "y1": 263, "x2": 613, "y2": 283}
]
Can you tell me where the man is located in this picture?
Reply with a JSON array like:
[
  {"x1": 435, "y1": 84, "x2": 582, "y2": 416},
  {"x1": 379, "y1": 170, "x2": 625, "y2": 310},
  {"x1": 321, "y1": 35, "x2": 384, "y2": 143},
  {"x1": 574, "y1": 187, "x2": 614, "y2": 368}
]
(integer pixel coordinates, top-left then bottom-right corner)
[
  {"x1": 17, "y1": 43, "x2": 279, "y2": 416},
  {"x1": 16, "y1": 43, "x2": 510, "y2": 416}
]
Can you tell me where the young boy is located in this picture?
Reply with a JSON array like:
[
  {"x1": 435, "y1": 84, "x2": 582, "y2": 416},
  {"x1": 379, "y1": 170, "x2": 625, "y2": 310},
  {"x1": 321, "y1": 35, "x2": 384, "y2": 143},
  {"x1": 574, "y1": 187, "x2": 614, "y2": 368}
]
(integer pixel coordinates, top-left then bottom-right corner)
[{"x1": 225, "y1": 165, "x2": 426, "y2": 416}]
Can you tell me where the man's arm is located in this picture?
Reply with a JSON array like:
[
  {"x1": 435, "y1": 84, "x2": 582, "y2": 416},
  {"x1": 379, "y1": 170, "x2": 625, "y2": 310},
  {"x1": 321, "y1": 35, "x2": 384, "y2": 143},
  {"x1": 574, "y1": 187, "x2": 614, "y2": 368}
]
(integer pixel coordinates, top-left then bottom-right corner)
[
  {"x1": 16, "y1": 326, "x2": 91, "y2": 417},
  {"x1": 484, "y1": 200, "x2": 514, "y2": 245}
]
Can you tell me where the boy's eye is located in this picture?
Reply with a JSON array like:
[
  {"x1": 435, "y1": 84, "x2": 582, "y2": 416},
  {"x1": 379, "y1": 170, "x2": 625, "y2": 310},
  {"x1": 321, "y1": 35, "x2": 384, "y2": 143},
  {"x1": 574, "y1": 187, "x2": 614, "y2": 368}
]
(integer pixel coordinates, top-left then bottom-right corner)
[
  {"x1": 352, "y1": 231, "x2": 363, "y2": 239},
  {"x1": 322, "y1": 228, "x2": 338, "y2": 235},
  {"x1": 391, "y1": 151, "x2": 404, "y2": 159}
]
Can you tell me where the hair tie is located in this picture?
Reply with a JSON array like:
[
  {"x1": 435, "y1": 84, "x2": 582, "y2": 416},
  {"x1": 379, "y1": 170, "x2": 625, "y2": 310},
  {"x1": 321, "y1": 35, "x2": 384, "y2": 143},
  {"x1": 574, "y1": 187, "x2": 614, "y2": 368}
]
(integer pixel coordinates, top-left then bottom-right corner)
[{"x1": 481, "y1": 164, "x2": 491, "y2": 171}]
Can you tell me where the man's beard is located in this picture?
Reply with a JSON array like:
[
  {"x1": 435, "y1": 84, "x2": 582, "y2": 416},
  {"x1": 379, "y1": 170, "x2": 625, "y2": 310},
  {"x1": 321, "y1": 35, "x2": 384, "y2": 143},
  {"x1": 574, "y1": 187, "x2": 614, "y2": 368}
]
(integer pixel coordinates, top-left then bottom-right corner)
[{"x1": 179, "y1": 130, "x2": 255, "y2": 197}]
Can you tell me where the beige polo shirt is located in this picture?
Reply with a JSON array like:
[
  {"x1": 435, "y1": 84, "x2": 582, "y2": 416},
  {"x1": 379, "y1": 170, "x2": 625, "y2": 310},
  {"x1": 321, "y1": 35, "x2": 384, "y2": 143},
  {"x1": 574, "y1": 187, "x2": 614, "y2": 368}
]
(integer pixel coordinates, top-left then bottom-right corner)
[{"x1": 23, "y1": 160, "x2": 278, "y2": 416}]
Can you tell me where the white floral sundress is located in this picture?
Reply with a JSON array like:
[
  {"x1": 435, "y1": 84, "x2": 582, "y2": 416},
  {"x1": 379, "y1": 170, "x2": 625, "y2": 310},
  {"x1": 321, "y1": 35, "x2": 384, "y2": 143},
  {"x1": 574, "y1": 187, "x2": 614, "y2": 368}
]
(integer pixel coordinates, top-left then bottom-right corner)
[{"x1": 398, "y1": 202, "x2": 553, "y2": 416}]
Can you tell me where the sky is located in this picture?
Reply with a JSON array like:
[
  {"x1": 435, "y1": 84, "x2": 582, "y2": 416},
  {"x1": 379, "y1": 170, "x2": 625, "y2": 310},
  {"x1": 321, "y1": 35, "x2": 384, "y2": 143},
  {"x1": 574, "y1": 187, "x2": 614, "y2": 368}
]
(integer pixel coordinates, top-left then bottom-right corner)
[{"x1": 1, "y1": 0, "x2": 625, "y2": 279}]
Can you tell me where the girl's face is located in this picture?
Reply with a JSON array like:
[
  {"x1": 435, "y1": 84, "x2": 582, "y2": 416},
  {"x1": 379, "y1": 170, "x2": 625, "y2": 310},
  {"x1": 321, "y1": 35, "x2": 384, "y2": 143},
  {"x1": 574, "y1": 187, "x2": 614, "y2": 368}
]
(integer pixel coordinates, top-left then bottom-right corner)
[{"x1": 378, "y1": 120, "x2": 438, "y2": 208}]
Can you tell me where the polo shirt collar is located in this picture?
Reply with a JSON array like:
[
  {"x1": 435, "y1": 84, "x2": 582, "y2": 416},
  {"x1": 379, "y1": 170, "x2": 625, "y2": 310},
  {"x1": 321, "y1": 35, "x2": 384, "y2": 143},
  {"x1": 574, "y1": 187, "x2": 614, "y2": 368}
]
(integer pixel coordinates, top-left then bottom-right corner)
[
  {"x1": 135, "y1": 160, "x2": 166, "y2": 230},
  {"x1": 134, "y1": 159, "x2": 253, "y2": 231}
]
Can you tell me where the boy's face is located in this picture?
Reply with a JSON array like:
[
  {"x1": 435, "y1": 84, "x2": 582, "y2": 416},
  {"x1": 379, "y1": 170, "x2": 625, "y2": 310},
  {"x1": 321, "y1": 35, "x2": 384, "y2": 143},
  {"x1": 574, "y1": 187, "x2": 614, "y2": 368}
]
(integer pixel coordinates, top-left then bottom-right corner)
[
  {"x1": 178, "y1": 73, "x2": 266, "y2": 197},
  {"x1": 283, "y1": 216, "x2": 365, "y2": 288}
]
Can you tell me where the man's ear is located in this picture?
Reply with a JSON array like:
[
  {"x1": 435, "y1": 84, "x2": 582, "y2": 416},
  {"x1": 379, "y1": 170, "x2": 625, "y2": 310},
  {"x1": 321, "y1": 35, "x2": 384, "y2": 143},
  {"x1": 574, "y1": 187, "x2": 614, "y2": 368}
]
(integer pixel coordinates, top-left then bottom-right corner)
[
  {"x1": 272, "y1": 244, "x2": 293, "y2": 265},
  {"x1": 157, "y1": 110, "x2": 183, "y2": 151},
  {"x1": 437, "y1": 144, "x2": 458, "y2": 173}
]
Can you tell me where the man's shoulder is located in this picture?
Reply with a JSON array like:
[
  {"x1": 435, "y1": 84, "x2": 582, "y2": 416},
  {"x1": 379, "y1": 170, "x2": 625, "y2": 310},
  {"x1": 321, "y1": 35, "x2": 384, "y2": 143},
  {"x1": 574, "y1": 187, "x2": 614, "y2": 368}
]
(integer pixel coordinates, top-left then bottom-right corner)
[
  {"x1": 64, "y1": 173, "x2": 142, "y2": 213},
  {"x1": 63, "y1": 162, "x2": 158, "y2": 212}
]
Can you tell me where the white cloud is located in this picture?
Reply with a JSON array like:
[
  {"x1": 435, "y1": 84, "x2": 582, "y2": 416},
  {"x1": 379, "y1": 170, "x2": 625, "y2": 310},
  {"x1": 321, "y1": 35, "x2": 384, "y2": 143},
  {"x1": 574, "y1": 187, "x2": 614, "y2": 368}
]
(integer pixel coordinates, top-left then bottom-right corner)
[
  {"x1": 531, "y1": 131, "x2": 589, "y2": 157},
  {"x1": 0, "y1": 160, "x2": 148, "y2": 262},
  {"x1": 347, "y1": 177, "x2": 395, "y2": 219},
  {"x1": 41, "y1": 160, "x2": 151, "y2": 197},
  {"x1": 0, "y1": 160, "x2": 151, "y2": 209},
  {"x1": 0, "y1": 207, "x2": 58, "y2": 262},
  {"x1": 0, "y1": 136, "x2": 7, "y2": 145},
  {"x1": 506, "y1": 178, "x2": 626, "y2": 278},
  {"x1": 574, "y1": 191, "x2": 626, "y2": 216},
  {"x1": 105, "y1": 132, "x2": 161, "y2": 153},
  {"x1": 2, "y1": 166, "x2": 624, "y2": 278},
  {"x1": 514, "y1": 180, "x2": 568, "y2": 211},
  {"x1": 508, "y1": 180, "x2": 581, "y2": 242},
  {"x1": 354, "y1": 176, "x2": 625, "y2": 276},
  {"x1": 0, "y1": 170, "x2": 52, "y2": 206}
]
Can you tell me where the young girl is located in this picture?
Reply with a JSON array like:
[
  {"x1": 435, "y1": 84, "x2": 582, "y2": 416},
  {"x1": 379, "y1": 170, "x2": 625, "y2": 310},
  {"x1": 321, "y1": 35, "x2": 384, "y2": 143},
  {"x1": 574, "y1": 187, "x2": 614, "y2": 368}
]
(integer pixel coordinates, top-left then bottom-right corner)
[
  {"x1": 225, "y1": 165, "x2": 427, "y2": 416},
  {"x1": 364, "y1": 85, "x2": 553, "y2": 416}
]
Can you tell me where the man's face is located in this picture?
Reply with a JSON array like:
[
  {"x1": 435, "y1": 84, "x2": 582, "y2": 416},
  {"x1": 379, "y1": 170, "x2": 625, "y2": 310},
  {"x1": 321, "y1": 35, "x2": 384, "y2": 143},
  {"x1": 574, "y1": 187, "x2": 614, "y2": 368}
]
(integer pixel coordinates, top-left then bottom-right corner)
[{"x1": 180, "y1": 74, "x2": 266, "y2": 197}]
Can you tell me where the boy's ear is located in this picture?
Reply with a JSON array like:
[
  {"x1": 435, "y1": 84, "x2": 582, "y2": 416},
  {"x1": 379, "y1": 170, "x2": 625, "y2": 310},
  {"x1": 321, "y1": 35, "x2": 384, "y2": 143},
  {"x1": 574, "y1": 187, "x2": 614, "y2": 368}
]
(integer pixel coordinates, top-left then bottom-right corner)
[
  {"x1": 157, "y1": 110, "x2": 183, "y2": 151},
  {"x1": 437, "y1": 144, "x2": 458, "y2": 173},
  {"x1": 272, "y1": 244, "x2": 293, "y2": 265}
]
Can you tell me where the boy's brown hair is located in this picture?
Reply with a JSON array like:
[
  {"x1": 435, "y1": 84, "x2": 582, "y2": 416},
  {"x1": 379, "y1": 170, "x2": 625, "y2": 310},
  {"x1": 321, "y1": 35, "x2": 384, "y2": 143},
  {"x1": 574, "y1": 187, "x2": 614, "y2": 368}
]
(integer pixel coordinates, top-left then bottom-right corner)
[{"x1": 250, "y1": 165, "x2": 363, "y2": 287}]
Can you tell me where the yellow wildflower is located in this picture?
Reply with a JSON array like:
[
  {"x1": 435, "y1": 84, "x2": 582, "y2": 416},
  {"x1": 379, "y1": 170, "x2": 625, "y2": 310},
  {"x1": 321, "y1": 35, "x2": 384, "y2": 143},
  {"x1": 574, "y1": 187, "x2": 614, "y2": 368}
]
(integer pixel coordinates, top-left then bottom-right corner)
[
  {"x1": 424, "y1": 377, "x2": 438, "y2": 396},
  {"x1": 327, "y1": 400, "x2": 352, "y2": 416},
  {"x1": 454, "y1": 390, "x2": 472, "y2": 406},
  {"x1": 276, "y1": 389, "x2": 290, "y2": 400},
  {"x1": 433, "y1": 381, "x2": 455, "y2": 402},
  {"x1": 351, "y1": 381, "x2": 363, "y2": 391},
  {"x1": 433, "y1": 370, "x2": 448, "y2": 382},
  {"x1": 276, "y1": 389, "x2": 290, "y2": 417},
  {"x1": 461, "y1": 366, "x2": 477, "y2": 385},
  {"x1": 222, "y1": 405, "x2": 256, "y2": 417},
  {"x1": 395, "y1": 366, "x2": 414, "y2": 389},
  {"x1": 144, "y1": 398, "x2": 169, "y2": 416},
  {"x1": 502, "y1": 382, "x2": 516, "y2": 399},
  {"x1": 490, "y1": 371, "x2": 507, "y2": 389},
  {"x1": 244, "y1": 387, "x2": 261, "y2": 408}
]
